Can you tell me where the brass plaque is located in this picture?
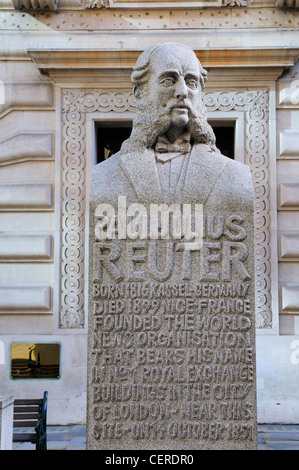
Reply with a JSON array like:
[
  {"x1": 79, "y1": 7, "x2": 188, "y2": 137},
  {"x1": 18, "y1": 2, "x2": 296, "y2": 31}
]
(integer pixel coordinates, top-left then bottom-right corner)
[{"x1": 11, "y1": 343, "x2": 60, "y2": 379}]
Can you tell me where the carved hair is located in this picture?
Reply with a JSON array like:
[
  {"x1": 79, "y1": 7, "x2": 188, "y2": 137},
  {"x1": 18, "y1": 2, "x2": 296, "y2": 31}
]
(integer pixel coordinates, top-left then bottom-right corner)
[
  {"x1": 131, "y1": 42, "x2": 208, "y2": 92},
  {"x1": 121, "y1": 42, "x2": 217, "y2": 154}
]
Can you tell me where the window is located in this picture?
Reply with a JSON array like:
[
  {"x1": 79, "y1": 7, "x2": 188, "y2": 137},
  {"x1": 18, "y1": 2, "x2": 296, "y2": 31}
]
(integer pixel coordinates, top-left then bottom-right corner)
[
  {"x1": 96, "y1": 122, "x2": 132, "y2": 163},
  {"x1": 212, "y1": 126, "x2": 235, "y2": 159}
]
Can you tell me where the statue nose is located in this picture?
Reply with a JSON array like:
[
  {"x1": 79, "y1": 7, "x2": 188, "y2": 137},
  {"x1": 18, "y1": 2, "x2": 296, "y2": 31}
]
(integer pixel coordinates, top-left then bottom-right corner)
[{"x1": 175, "y1": 78, "x2": 188, "y2": 99}]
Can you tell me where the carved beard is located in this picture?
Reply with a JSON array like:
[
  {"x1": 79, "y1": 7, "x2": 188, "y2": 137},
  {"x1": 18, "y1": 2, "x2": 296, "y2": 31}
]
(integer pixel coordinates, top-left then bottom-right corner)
[
  {"x1": 187, "y1": 98, "x2": 217, "y2": 148},
  {"x1": 120, "y1": 93, "x2": 217, "y2": 154}
]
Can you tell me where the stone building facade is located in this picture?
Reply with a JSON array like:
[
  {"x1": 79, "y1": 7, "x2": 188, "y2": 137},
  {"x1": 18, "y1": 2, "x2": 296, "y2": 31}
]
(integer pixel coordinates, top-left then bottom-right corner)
[{"x1": 0, "y1": 0, "x2": 298, "y2": 425}]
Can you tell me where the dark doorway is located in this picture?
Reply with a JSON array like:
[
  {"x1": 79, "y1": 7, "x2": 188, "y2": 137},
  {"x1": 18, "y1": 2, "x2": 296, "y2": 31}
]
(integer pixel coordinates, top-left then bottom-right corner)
[
  {"x1": 96, "y1": 122, "x2": 235, "y2": 164},
  {"x1": 213, "y1": 126, "x2": 235, "y2": 159},
  {"x1": 97, "y1": 125, "x2": 132, "y2": 163}
]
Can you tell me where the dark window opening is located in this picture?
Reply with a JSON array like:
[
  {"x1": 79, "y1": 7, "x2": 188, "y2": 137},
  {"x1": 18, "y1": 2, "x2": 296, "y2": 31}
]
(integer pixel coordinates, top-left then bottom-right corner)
[
  {"x1": 96, "y1": 122, "x2": 235, "y2": 164},
  {"x1": 96, "y1": 124, "x2": 132, "y2": 164},
  {"x1": 212, "y1": 125, "x2": 235, "y2": 160}
]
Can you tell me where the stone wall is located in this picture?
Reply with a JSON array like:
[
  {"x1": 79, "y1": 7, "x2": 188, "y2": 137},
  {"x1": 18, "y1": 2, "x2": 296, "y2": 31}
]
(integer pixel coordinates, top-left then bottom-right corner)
[
  {"x1": 276, "y1": 62, "x2": 299, "y2": 334},
  {"x1": 0, "y1": 0, "x2": 298, "y2": 424}
]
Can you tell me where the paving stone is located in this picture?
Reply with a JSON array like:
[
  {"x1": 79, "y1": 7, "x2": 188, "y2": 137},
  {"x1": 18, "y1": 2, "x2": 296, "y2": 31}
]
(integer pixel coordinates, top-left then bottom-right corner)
[
  {"x1": 257, "y1": 444, "x2": 269, "y2": 450},
  {"x1": 262, "y1": 432, "x2": 299, "y2": 441},
  {"x1": 47, "y1": 432, "x2": 73, "y2": 441},
  {"x1": 14, "y1": 442, "x2": 35, "y2": 450},
  {"x1": 65, "y1": 446, "x2": 86, "y2": 451},
  {"x1": 258, "y1": 434, "x2": 266, "y2": 443},
  {"x1": 266, "y1": 441, "x2": 299, "y2": 450},
  {"x1": 46, "y1": 441, "x2": 68, "y2": 450},
  {"x1": 69, "y1": 425, "x2": 86, "y2": 435},
  {"x1": 67, "y1": 436, "x2": 86, "y2": 446}
]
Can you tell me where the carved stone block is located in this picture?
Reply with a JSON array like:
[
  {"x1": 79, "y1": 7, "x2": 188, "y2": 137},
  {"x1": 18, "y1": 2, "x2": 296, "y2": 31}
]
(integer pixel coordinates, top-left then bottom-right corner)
[
  {"x1": 279, "y1": 234, "x2": 299, "y2": 260},
  {"x1": 0, "y1": 286, "x2": 51, "y2": 312},
  {"x1": 279, "y1": 130, "x2": 299, "y2": 157},
  {"x1": 0, "y1": 133, "x2": 53, "y2": 165},
  {"x1": 0, "y1": 184, "x2": 52, "y2": 209},
  {"x1": 0, "y1": 234, "x2": 52, "y2": 260},
  {"x1": 279, "y1": 183, "x2": 299, "y2": 209},
  {"x1": 87, "y1": 43, "x2": 257, "y2": 450},
  {"x1": 276, "y1": 0, "x2": 299, "y2": 8},
  {"x1": 12, "y1": 0, "x2": 58, "y2": 9},
  {"x1": 219, "y1": 0, "x2": 249, "y2": 6},
  {"x1": 281, "y1": 285, "x2": 299, "y2": 313}
]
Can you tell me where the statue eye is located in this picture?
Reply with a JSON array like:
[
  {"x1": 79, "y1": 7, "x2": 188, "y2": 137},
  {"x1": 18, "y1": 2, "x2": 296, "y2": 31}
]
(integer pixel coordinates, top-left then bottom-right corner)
[
  {"x1": 186, "y1": 78, "x2": 198, "y2": 89},
  {"x1": 162, "y1": 77, "x2": 175, "y2": 87}
]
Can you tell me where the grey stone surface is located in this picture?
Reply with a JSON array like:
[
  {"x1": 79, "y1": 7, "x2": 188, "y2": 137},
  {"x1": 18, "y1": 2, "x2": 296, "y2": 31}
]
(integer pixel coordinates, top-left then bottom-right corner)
[
  {"x1": 87, "y1": 43, "x2": 257, "y2": 450},
  {"x1": 13, "y1": 425, "x2": 87, "y2": 450},
  {"x1": 13, "y1": 425, "x2": 299, "y2": 450},
  {"x1": 258, "y1": 424, "x2": 299, "y2": 450}
]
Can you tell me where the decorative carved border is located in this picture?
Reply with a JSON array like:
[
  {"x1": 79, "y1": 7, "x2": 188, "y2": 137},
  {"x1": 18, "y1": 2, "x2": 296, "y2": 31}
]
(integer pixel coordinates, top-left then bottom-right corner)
[
  {"x1": 202, "y1": 90, "x2": 271, "y2": 329},
  {"x1": 60, "y1": 91, "x2": 135, "y2": 328},
  {"x1": 12, "y1": 0, "x2": 299, "y2": 9},
  {"x1": 12, "y1": 0, "x2": 58, "y2": 9},
  {"x1": 276, "y1": 0, "x2": 299, "y2": 7},
  {"x1": 61, "y1": 88, "x2": 271, "y2": 329},
  {"x1": 84, "y1": 0, "x2": 245, "y2": 8},
  {"x1": 11, "y1": 0, "x2": 248, "y2": 9},
  {"x1": 219, "y1": 0, "x2": 249, "y2": 5}
]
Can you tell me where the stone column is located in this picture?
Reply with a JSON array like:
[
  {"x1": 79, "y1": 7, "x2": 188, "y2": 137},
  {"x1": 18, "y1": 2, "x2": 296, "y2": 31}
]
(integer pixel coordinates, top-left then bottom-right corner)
[{"x1": 0, "y1": 396, "x2": 14, "y2": 450}]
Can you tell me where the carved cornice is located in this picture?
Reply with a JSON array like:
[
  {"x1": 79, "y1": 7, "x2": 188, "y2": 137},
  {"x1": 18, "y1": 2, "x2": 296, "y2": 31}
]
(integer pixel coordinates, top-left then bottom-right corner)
[
  {"x1": 28, "y1": 48, "x2": 299, "y2": 75},
  {"x1": 11, "y1": 0, "x2": 222, "y2": 9},
  {"x1": 84, "y1": 0, "x2": 220, "y2": 8},
  {"x1": 85, "y1": 0, "x2": 253, "y2": 8},
  {"x1": 219, "y1": 0, "x2": 249, "y2": 5},
  {"x1": 85, "y1": 0, "x2": 107, "y2": 7},
  {"x1": 11, "y1": 0, "x2": 299, "y2": 10},
  {"x1": 276, "y1": 0, "x2": 299, "y2": 7},
  {"x1": 12, "y1": 0, "x2": 285, "y2": 10},
  {"x1": 12, "y1": 0, "x2": 58, "y2": 8}
]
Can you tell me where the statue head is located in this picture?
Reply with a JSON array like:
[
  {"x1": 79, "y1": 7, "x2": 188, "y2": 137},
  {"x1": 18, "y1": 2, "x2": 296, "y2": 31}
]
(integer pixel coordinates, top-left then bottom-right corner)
[{"x1": 121, "y1": 42, "x2": 217, "y2": 153}]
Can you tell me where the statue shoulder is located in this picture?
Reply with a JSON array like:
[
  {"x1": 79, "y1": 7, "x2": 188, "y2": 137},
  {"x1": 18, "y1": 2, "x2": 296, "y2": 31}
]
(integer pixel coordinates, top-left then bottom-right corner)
[
  {"x1": 223, "y1": 154, "x2": 253, "y2": 186},
  {"x1": 91, "y1": 152, "x2": 119, "y2": 181},
  {"x1": 90, "y1": 153, "x2": 122, "y2": 203},
  {"x1": 205, "y1": 152, "x2": 254, "y2": 210},
  {"x1": 89, "y1": 152, "x2": 136, "y2": 205}
]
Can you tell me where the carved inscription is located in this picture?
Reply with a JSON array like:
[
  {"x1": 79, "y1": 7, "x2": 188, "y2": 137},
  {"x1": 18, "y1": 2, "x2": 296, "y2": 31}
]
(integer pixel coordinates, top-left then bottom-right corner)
[{"x1": 89, "y1": 212, "x2": 256, "y2": 447}]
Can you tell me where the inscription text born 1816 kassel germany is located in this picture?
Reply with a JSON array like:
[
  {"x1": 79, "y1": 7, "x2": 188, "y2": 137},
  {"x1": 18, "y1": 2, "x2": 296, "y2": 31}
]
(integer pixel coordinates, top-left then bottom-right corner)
[{"x1": 87, "y1": 42, "x2": 257, "y2": 450}]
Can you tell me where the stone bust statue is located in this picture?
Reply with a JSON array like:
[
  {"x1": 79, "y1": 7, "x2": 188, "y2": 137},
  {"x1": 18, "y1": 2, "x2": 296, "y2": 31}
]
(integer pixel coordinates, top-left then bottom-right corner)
[
  {"x1": 88, "y1": 42, "x2": 257, "y2": 451},
  {"x1": 91, "y1": 42, "x2": 253, "y2": 212}
]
